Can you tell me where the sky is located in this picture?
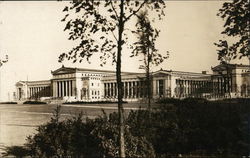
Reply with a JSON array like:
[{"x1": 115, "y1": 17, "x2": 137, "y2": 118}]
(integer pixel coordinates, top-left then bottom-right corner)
[{"x1": 0, "y1": 1, "x2": 248, "y2": 101}]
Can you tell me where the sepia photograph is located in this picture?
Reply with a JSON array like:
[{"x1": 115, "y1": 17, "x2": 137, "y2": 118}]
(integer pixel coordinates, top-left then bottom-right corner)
[{"x1": 0, "y1": 0, "x2": 249, "y2": 157}]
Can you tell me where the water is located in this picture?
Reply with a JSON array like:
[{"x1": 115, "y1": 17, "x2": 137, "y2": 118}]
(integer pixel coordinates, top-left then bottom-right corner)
[{"x1": 0, "y1": 103, "x2": 142, "y2": 153}]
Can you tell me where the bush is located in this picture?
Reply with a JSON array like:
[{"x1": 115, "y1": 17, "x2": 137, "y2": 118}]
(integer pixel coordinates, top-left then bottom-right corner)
[
  {"x1": 24, "y1": 106, "x2": 155, "y2": 158},
  {"x1": 15, "y1": 98, "x2": 250, "y2": 157},
  {"x1": 127, "y1": 99, "x2": 250, "y2": 157},
  {"x1": 155, "y1": 98, "x2": 180, "y2": 104},
  {"x1": 0, "y1": 102, "x2": 17, "y2": 104},
  {"x1": 3, "y1": 146, "x2": 29, "y2": 158},
  {"x1": 63, "y1": 100, "x2": 128, "y2": 104},
  {"x1": 23, "y1": 101, "x2": 47, "y2": 104}
]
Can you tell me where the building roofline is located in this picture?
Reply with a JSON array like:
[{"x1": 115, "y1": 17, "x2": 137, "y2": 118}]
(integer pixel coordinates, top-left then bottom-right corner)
[
  {"x1": 155, "y1": 70, "x2": 212, "y2": 76},
  {"x1": 17, "y1": 80, "x2": 51, "y2": 83},
  {"x1": 51, "y1": 65, "x2": 143, "y2": 75},
  {"x1": 211, "y1": 63, "x2": 250, "y2": 70}
]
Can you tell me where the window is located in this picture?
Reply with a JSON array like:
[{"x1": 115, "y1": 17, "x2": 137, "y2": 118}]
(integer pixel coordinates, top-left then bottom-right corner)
[{"x1": 92, "y1": 83, "x2": 94, "y2": 86}]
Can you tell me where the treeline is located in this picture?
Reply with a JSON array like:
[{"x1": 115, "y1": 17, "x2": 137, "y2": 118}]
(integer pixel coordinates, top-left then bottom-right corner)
[{"x1": 4, "y1": 98, "x2": 250, "y2": 158}]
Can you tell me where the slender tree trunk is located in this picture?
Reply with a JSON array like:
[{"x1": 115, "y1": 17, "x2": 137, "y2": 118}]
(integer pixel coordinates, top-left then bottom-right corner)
[
  {"x1": 146, "y1": 49, "x2": 151, "y2": 111},
  {"x1": 226, "y1": 65, "x2": 231, "y2": 98},
  {"x1": 117, "y1": 0, "x2": 125, "y2": 157}
]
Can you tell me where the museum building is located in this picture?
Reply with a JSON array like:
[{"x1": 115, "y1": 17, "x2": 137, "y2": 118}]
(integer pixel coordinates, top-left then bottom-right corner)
[{"x1": 15, "y1": 63, "x2": 250, "y2": 102}]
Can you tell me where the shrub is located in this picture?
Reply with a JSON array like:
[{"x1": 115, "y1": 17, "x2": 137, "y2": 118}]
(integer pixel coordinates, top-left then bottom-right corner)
[
  {"x1": 0, "y1": 102, "x2": 17, "y2": 104},
  {"x1": 3, "y1": 146, "x2": 29, "y2": 158},
  {"x1": 23, "y1": 101, "x2": 47, "y2": 104},
  {"x1": 24, "y1": 106, "x2": 155, "y2": 158},
  {"x1": 13, "y1": 98, "x2": 250, "y2": 157}
]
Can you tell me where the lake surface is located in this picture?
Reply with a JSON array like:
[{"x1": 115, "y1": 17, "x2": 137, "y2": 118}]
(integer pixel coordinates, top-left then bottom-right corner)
[{"x1": 0, "y1": 103, "x2": 143, "y2": 154}]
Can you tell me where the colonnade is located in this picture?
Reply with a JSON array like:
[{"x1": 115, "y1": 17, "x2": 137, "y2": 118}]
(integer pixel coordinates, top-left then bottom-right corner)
[
  {"x1": 104, "y1": 80, "x2": 148, "y2": 99},
  {"x1": 54, "y1": 80, "x2": 75, "y2": 97},
  {"x1": 212, "y1": 76, "x2": 232, "y2": 97},
  {"x1": 154, "y1": 77, "x2": 171, "y2": 98},
  {"x1": 175, "y1": 79, "x2": 212, "y2": 98},
  {"x1": 29, "y1": 86, "x2": 50, "y2": 99}
]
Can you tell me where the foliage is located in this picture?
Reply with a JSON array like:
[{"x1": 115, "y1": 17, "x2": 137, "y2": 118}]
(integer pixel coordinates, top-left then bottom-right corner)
[
  {"x1": 155, "y1": 97, "x2": 181, "y2": 104},
  {"x1": 59, "y1": 0, "x2": 166, "y2": 66},
  {"x1": 215, "y1": 0, "x2": 249, "y2": 60},
  {"x1": 3, "y1": 146, "x2": 29, "y2": 158},
  {"x1": 0, "y1": 55, "x2": 8, "y2": 68},
  {"x1": 0, "y1": 101, "x2": 17, "y2": 104},
  {"x1": 131, "y1": 10, "x2": 169, "y2": 109},
  {"x1": 63, "y1": 100, "x2": 128, "y2": 104},
  {"x1": 127, "y1": 106, "x2": 179, "y2": 157},
  {"x1": 23, "y1": 101, "x2": 47, "y2": 104},
  {"x1": 128, "y1": 99, "x2": 250, "y2": 157},
  {"x1": 131, "y1": 11, "x2": 169, "y2": 67},
  {"x1": 24, "y1": 106, "x2": 155, "y2": 158},
  {"x1": 20, "y1": 100, "x2": 249, "y2": 157}
]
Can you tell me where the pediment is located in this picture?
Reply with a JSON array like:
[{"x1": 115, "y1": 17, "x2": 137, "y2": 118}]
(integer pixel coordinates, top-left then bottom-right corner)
[
  {"x1": 212, "y1": 64, "x2": 235, "y2": 71},
  {"x1": 152, "y1": 71, "x2": 171, "y2": 77},
  {"x1": 52, "y1": 66, "x2": 76, "y2": 75},
  {"x1": 16, "y1": 81, "x2": 26, "y2": 86}
]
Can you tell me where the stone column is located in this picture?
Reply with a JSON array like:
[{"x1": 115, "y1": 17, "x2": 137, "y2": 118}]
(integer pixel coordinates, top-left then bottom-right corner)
[
  {"x1": 123, "y1": 82, "x2": 126, "y2": 98},
  {"x1": 65, "y1": 81, "x2": 68, "y2": 96},
  {"x1": 59, "y1": 81, "x2": 62, "y2": 97},
  {"x1": 32, "y1": 87, "x2": 34, "y2": 98},
  {"x1": 111, "y1": 83, "x2": 114, "y2": 98},
  {"x1": 34, "y1": 87, "x2": 36, "y2": 98},
  {"x1": 112, "y1": 83, "x2": 114, "y2": 98},
  {"x1": 104, "y1": 83, "x2": 106, "y2": 98},
  {"x1": 110, "y1": 83, "x2": 113, "y2": 98},
  {"x1": 68, "y1": 81, "x2": 70, "y2": 96},
  {"x1": 107, "y1": 83, "x2": 110, "y2": 98},
  {"x1": 63, "y1": 81, "x2": 66, "y2": 97},
  {"x1": 41, "y1": 87, "x2": 43, "y2": 97},
  {"x1": 57, "y1": 82, "x2": 59, "y2": 97},
  {"x1": 138, "y1": 81, "x2": 141, "y2": 98},
  {"x1": 114, "y1": 83, "x2": 117, "y2": 98},
  {"x1": 30, "y1": 88, "x2": 32, "y2": 98},
  {"x1": 164, "y1": 79, "x2": 169, "y2": 97},
  {"x1": 68, "y1": 80, "x2": 71, "y2": 97},
  {"x1": 111, "y1": 83, "x2": 113, "y2": 98},
  {"x1": 68, "y1": 81, "x2": 71, "y2": 96},
  {"x1": 29, "y1": 87, "x2": 31, "y2": 98},
  {"x1": 54, "y1": 81, "x2": 57, "y2": 98},
  {"x1": 127, "y1": 82, "x2": 130, "y2": 98},
  {"x1": 38, "y1": 87, "x2": 41, "y2": 98},
  {"x1": 130, "y1": 82, "x2": 133, "y2": 98},
  {"x1": 134, "y1": 81, "x2": 138, "y2": 98}
]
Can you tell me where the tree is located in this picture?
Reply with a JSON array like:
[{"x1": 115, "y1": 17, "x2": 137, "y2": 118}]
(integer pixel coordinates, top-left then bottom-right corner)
[
  {"x1": 131, "y1": 11, "x2": 169, "y2": 110},
  {"x1": 213, "y1": 40, "x2": 232, "y2": 98},
  {"x1": 215, "y1": 0, "x2": 249, "y2": 60},
  {"x1": 59, "y1": 1, "x2": 166, "y2": 157}
]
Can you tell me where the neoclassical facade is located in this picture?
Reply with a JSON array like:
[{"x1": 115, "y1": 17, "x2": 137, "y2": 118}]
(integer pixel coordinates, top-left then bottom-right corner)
[{"x1": 15, "y1": 63, "x2": 250, "y2": 102}]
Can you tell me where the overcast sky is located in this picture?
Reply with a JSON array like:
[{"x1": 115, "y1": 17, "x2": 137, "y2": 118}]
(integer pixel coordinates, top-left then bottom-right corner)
[{"x1": 0, "y1": 1, "x2": 248, "y2": 101}]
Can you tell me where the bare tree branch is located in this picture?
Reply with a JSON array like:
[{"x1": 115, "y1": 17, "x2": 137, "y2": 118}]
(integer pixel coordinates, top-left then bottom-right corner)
[{"x1": 110, "y1": 0, "x2": 119, "y2": 20}]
